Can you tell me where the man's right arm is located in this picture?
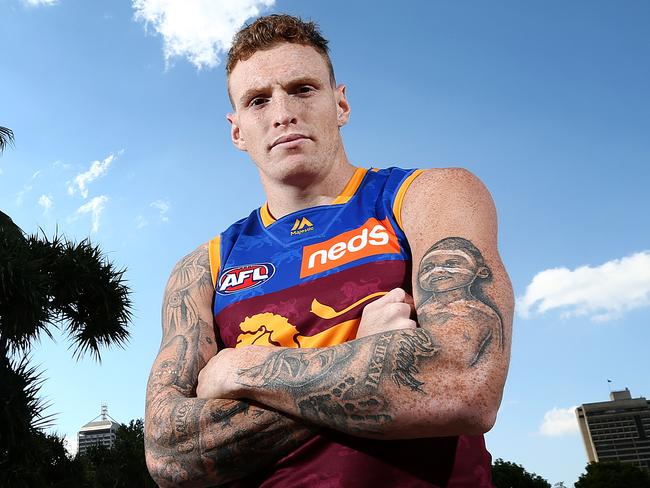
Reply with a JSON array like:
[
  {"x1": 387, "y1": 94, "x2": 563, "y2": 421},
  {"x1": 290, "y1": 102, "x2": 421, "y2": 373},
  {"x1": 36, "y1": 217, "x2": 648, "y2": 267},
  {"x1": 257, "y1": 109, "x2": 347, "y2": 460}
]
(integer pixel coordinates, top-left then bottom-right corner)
[{"x1": 144, "y1": 244, "x2": 317, "y2": 487}]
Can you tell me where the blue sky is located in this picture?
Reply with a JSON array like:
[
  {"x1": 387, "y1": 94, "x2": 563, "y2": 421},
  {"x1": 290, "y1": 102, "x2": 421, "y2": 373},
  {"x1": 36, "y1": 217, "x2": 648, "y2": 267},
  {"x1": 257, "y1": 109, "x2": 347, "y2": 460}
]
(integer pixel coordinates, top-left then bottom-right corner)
[{"x1": 2, "y1": 0, "x2": 649, "y2": 485}]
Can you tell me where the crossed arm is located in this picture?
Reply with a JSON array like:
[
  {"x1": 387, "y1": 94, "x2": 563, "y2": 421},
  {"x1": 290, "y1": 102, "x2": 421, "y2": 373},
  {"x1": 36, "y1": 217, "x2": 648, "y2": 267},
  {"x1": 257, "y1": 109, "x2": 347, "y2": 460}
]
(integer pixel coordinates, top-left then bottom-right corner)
[
  {"x1": 144, "y1": 168, "x2": 513, "y2": 485},
  {"x1": 196, "y1": 168, "x2": 512, "y2": 439}
]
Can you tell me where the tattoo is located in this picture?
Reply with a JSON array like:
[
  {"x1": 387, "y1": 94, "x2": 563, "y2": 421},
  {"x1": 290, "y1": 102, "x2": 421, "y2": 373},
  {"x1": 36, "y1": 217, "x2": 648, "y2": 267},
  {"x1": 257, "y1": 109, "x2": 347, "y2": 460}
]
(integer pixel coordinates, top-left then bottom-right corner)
[
  {"x1": 238, "y1": 345, "x2": 353, "y2": 388},
  {"x1": 236, "y1": 327, "x2": 446, "y2": 435},
  {"x1": 145, "y1": 246, "x2": 316, "y2": 486},
  {"x1": 364, "y1": 333, "x2": 391, "y2": 389},
  {"x1": 392, "y1": 330, "x2": 439, "y2": 392},
  {"x1": 227, "y1": 238, "x2": 507, "y2": 437},
  {"x1": 416, "y1": 237, "x2": 504, "y2": 366}
]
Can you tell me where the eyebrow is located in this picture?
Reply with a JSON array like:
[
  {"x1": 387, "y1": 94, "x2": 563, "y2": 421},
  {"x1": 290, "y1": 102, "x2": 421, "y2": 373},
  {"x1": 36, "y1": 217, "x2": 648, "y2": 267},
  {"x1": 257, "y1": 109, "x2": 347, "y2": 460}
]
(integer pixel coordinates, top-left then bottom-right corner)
[{"x1": 237, "y1": 76, "x2": 323, "y2": 108}]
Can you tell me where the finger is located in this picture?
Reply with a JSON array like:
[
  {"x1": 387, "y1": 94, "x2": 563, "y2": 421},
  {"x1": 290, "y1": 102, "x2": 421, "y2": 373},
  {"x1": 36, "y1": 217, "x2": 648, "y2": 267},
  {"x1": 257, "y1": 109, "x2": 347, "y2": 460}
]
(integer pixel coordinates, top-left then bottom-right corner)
[{"x1": 380, "y1": 287, "x2": 406, "y2": 303}]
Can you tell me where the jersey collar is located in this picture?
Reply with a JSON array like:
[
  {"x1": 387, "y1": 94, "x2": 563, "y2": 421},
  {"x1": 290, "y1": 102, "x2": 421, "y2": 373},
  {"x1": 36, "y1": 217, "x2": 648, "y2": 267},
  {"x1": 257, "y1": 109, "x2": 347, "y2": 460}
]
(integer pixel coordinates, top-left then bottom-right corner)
[{"x1": 259, "y1": 167, "x2": 369, "y2": 228}]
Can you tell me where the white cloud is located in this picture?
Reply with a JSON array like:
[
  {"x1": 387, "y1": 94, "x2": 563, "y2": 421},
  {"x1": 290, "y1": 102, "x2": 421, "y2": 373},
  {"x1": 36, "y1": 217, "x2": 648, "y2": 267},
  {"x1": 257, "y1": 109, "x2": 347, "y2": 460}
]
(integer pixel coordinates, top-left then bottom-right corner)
[
  {"x1": 15, "y1": 185, "x2": 32, "y2": 206},
  {"x1": 136, "y1": 215, "x2": 149, "y2": 229},
  {"x1": 22, "y1": 0, "x2": 58, "y2": 6},
  {"x1": 76, "y1": 196, "x2": 108, "y2": 233},
  {"x1": 539, "y1": 406, "x2": 579, "y2": 436},
  {"x1": 68, "y1": 153, "x2": 117, "y2": 198},
  {"x1": 53, "y1": 160, "x2": 72, "y2": 170},
  {"x1": 38, "y1": 194, "x2": 54, "y2": 212},
  {"x1": 517, "y1": 251, "x2": 650, "y2": 322},
  {"x1": 150, "y1": 199, "x2": 170, "y2": 222},
  {"x1": 132, "y1": 0, "x2": 275, "y2": 70}
]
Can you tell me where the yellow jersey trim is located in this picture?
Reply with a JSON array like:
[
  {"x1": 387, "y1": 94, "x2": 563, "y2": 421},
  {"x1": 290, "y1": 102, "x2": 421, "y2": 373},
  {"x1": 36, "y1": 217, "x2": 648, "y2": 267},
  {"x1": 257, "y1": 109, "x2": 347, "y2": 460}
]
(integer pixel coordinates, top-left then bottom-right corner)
[
  {"x1": 393, "y1": 169, "x2": 424, "y2": 231},
  {"x1": 260, "y1": 167, "x2": 368, "y2": 228},
  {"x1": 332, "y1": 167, "x2": 368, "y2": 205},
  {"x1": 260, "y1": 203, "x2": 275, "y2": 227},
  {"x1": 208, "y1": 236, "x2": 221, "y2": 289}
]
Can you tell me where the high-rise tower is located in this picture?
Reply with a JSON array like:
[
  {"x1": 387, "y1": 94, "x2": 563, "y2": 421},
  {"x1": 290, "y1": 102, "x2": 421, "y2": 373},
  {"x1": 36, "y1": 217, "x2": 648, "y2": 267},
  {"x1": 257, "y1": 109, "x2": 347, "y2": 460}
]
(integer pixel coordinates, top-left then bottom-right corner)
[
  {"x1": 77, "y1": 404, "x2": 120, "y2": 455},
  {"x1": 576, "y1": 388, "x2": 650, "y2": 470}
]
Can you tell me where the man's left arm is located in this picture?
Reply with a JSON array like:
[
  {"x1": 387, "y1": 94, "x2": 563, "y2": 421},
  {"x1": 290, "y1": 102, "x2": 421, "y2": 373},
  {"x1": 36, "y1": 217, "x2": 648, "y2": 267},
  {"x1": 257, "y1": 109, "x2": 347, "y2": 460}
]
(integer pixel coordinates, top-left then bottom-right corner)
[{"x1": 198, "y1": 168, "x2": 512, "y2": 439}]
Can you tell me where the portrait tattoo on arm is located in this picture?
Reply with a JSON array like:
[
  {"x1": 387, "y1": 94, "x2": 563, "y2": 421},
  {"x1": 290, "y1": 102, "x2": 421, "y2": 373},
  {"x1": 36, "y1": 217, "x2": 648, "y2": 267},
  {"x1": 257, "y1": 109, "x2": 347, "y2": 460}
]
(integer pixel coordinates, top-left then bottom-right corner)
[
  {"x1": 227, "y1": 238, "x2": 505, "y2": 438},
  {"x1": 416, "y1": 237, "x2": 504, "y2": 367}
]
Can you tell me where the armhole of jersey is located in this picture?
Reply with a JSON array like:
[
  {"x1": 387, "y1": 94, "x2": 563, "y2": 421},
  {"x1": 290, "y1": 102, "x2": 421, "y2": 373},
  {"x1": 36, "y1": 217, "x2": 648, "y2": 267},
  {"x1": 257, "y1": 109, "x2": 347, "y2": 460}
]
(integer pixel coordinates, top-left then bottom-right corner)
[
  {"x1": 208, "y1": 235, "x2": 221, "y2": 290},
  {"x1": 392, "y1": 169, "x2": 424, "y2": 231}
]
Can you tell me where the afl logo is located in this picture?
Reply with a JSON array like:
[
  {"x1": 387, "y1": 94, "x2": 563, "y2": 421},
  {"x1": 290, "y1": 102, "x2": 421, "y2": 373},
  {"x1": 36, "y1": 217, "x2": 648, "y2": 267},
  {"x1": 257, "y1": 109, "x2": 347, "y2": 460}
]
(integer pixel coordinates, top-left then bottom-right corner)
[{"x1": 217, "y1": 263, "x2": 275, "y2": 295}]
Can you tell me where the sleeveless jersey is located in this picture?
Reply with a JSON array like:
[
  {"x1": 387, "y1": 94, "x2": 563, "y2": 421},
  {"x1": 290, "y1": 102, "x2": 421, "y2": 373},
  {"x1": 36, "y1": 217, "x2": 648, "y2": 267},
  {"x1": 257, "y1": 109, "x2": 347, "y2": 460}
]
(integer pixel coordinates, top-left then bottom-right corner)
[{"x1": 208, "y1": 167, "x2": 494, "y2": 488}]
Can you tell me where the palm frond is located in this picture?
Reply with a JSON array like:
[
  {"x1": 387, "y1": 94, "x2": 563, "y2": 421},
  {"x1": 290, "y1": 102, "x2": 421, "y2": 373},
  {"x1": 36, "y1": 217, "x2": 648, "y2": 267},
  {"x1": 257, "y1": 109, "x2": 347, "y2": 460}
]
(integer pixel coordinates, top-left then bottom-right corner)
[
  {"x1": 48, "y1": 237, "x2": 132, "y2": 361},
  {"x1": 0, "y1": 227, "x2": 54, "y2": 354},
  {"x1": 0, "y1": 126, "x2": 14, "y2": 154},
  {"x1": 0, "y1": 355, "x2": 55, "y2": 450}
]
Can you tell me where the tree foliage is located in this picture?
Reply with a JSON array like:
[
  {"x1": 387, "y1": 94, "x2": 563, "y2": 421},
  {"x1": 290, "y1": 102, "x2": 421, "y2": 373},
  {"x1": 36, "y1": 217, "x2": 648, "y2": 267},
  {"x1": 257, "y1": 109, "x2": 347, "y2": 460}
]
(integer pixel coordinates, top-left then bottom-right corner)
[
  {"x1": 575, "y1": 461, "x2": 650, "y2": 488},
  {"x1": 0, "y1": 126, "x2": 14, "y2": 153},
  {"x1": 78, "y1": 419, "x2": 156, "y2": 488},
  {"x1": 492, "y1": 458, "x2": 551, "y2": 488},
  {"x1": 0, "y1": 126, "x2": 134, "y2": 486}
]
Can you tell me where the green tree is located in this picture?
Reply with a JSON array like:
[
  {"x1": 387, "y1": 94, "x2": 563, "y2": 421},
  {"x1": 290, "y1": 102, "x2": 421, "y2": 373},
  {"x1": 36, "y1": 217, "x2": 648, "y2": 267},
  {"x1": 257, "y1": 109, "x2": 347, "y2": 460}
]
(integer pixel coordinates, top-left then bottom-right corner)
[
  {"x1": 0, "y1": 126, "x2": 133, "y2": 486},
  {"x1": 79, "y1": 419, "x2": 155, "y2": 487},
  {"x1": 574, "y1": 461, "x2": 650, "y2": 488},
  {"x1": 492, "y1": 458, "x2": 552, "y2": 488}
]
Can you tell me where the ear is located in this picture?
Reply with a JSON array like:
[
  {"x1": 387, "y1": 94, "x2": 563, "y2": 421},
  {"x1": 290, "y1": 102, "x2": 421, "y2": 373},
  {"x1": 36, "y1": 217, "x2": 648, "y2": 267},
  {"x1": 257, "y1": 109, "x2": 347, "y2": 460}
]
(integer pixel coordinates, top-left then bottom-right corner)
[
  {"x1": 226, "y1": 112, "x2": 247, "y2": 151},
  {"x1": 335, "y1": 84, "x2": 351, "y2": 127},
  {"x1": 477, "y1": 266, "x2": 490, "y2": 279}
]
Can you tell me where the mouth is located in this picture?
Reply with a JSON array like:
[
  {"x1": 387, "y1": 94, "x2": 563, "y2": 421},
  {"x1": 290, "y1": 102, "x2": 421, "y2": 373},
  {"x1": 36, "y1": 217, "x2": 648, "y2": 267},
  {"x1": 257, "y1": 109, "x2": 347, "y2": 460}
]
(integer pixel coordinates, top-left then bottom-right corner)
[
  {"x1": 270, "y1": 133, "x2": 309, "y2": 149},
  {"x1": 431, "y1": 276, "x2": 452, "y2": 282}
]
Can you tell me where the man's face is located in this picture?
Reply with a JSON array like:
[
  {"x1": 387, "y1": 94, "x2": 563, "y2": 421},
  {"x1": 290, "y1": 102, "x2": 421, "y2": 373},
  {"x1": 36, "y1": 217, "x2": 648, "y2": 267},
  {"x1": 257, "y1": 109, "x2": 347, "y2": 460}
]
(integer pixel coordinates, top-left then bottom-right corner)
[
  {"x1": 418, "y1": 249, "x2": 485, "y2": 293},
  {"x1": 227, "y1": 43, "x2": 350, "y2": 182}
]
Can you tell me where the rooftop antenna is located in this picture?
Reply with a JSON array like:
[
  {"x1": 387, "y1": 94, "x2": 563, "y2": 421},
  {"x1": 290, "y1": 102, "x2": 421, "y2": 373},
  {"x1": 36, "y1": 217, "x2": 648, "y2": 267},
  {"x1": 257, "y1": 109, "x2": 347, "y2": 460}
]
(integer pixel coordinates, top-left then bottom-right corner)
[{"x1": 87, "y1": 403, "x2": 119, "y2": 424}]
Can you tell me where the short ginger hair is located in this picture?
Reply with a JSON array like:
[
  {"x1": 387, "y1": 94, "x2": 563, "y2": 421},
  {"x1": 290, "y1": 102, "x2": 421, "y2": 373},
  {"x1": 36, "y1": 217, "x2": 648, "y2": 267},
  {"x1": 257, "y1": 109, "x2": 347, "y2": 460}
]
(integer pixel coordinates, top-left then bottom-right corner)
[{"x1": 226, "y1": 14, "x2": 335, "y2": 83}]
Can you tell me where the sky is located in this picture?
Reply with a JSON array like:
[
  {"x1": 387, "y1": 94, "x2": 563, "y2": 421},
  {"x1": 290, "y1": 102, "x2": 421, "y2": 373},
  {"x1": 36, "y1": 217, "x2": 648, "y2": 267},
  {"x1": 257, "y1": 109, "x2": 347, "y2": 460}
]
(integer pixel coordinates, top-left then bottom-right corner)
[{"x1": 1, "y1": 0, "x2": 649, "y2": 485}]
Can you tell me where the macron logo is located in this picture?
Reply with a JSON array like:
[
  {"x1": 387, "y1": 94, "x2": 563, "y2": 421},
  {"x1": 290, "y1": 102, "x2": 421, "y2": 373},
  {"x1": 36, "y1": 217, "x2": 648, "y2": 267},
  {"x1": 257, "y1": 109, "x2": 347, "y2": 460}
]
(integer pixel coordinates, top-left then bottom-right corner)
[
  {"x1": 291, "y1": 217, "x2": 314, "y2": 236},
  {"x1": 300, "y1": 218, "x2": 400, "y2": 278}
]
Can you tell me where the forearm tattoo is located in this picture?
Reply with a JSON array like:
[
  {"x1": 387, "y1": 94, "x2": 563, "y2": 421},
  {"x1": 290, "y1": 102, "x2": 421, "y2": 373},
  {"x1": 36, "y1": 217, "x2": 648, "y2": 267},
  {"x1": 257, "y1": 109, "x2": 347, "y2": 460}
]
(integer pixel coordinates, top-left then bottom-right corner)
[
  {"x1": 145, "y1": 247, "x2": 315, "y2": 486},
  {"x1": 236, "y1": 329, "x2": 440, "y2": 436},
  {"x1": 235, "y1": 237, "x2": 504, "y2": 437}
]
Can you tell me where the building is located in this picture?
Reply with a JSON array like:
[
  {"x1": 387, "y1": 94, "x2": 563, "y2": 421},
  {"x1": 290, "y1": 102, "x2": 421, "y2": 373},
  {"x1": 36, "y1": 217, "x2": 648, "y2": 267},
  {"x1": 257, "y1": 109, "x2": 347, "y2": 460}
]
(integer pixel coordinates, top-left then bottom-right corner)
[
  {"x1": 77, "y1": 404, "x2": 121, "y2": 455},
  {"x1": 576, "y1": 388, "x2": 650, "y2": 470}
]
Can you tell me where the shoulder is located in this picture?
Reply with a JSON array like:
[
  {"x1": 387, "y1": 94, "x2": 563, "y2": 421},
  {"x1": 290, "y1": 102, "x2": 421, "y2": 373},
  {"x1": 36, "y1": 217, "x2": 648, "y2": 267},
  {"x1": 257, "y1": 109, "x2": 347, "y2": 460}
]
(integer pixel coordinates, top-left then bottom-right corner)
[
  {"x1": 165, "y1": 243, "x2": 213, "y2": 295},
  {"x1": 409, "y1": 167, "x2": 492, "y2": 203},
  {"x1": 401, "y1": 167, "x2": 497, "y2": 239},
  {"x1": 172, "y1": 243, "x2": 210, "y2": 272}
]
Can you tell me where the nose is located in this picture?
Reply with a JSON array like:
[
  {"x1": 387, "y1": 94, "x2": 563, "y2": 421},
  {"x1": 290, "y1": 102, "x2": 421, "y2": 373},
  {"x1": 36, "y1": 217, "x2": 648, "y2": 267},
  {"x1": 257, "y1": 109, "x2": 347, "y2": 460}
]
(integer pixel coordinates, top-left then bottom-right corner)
[{"x1": 272, "y1": 95, "x2": 297, "y2": 128}]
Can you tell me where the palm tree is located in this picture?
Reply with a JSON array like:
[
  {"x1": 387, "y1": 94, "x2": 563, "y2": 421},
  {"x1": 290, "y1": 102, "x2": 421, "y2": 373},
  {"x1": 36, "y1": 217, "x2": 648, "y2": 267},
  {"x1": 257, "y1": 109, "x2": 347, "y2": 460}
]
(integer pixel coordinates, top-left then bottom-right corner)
[
  {"x1": 0, "y1": 126, "x2": 14, "y2": 154},
  {"x1": 0, "y1": 126, "x2": 133, "y2": 485}
]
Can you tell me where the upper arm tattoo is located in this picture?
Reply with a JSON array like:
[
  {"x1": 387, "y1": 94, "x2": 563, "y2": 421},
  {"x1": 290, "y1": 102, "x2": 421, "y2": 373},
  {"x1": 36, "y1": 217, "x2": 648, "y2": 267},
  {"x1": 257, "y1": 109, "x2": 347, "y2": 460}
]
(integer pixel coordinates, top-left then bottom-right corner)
[
  {"x1": 415, "y1": 237, "x2": 504, "y2": 366},
  {"x1": 229, "y1": 238, "x2": 508, "y2": 438}
]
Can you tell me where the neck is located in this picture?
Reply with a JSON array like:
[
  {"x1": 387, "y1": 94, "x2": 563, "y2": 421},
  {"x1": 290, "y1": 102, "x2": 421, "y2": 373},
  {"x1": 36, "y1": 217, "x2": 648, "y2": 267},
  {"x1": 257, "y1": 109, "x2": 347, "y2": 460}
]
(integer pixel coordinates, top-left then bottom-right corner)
[{"x1": 260, "y1": 149, "x2": 356, "y2": 220}]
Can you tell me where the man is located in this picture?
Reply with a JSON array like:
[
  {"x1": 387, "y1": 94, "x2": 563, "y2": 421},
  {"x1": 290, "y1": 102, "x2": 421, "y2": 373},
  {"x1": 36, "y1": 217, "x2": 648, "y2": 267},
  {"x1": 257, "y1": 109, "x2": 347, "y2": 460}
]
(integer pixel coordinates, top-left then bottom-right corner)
[{"x1": 145, "y1": 14, "x2": 512, "y2": 488}]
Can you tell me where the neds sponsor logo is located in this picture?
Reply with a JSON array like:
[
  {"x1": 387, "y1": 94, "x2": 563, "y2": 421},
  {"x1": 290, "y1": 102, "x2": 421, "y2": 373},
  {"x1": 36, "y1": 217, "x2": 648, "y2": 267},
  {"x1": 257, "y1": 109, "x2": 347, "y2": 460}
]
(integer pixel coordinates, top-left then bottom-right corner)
[{"x1": 300, "y1": 218, "x2": 399, "y2": 278}]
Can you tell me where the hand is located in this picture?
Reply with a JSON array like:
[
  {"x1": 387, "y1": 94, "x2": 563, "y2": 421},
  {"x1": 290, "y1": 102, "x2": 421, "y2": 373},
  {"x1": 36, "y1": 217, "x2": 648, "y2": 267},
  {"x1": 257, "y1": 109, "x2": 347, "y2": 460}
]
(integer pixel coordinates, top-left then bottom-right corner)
[
  {"x1": 196, "y1": 347, "x2": 241, "y2": 399},
  {"x1": 356, "y1": 288, "x2": 417, "y2": 339}
]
